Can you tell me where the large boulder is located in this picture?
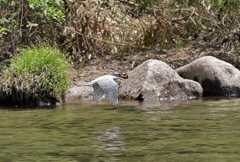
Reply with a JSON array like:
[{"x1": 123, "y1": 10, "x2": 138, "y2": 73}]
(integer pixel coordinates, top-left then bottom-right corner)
[
  {"x1": 176, "y1": 56, "x2": 240, "y2": 97},
  {"x1": 119, "y1": 59, "x2": 203, "y2": 101}
]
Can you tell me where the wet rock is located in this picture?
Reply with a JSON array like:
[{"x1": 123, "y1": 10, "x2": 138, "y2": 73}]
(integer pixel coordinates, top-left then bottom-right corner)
[
  {"x1": 119, "y1": 59, "x2": 203, "y2": 101},
  {"x1": 176, "y1": 56, "x2": 240, "y2": 97}
]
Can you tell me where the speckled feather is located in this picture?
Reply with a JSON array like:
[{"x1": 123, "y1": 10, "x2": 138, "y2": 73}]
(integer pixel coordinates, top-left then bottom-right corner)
[
  {"x1": 89, "y1": 83, "x2": 105, "y2": 101},
  {"x1": 84, "y1": 74, "x2": 120, "y2": 105}
]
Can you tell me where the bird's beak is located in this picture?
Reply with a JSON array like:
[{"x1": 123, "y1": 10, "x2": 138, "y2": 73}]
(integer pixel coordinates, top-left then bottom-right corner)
[{"x1": 121, "y1": 73, "x2": 128, "y2": 79}]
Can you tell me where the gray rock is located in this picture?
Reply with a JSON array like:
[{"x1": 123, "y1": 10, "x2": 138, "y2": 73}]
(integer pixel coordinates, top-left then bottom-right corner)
[
  {"x1": 66, "y1": 82, "x2": 93, "y2": 99},
  {"x1": 119, "y1": 59, "x2": 203, "y2": 101},
  {"x1": 176, "y1": 56, "x2": 240, "y2": 97}
]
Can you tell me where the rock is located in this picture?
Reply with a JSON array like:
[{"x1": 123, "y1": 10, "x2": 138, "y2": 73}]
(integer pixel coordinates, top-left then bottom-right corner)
[
  {"x1": 66, "y1": 81, "x2": 93, "y2": 100},
  {"x1": 176, "y1": 56, "x2": 240, "y2": 97},
  {"x1": 119, "y1": 59, "x2": 203, "y2": 101}
]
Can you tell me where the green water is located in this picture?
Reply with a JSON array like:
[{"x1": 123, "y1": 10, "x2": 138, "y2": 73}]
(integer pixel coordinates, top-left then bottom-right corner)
[{"x1": 1, "y1": 98, "x2": 240, "y2": 162}]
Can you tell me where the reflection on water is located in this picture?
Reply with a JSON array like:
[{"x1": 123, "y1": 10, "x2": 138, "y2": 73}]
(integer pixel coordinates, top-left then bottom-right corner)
[
  {"x1": 1, "y1": 98, "x2": 240, "y2": 161},
  {"x1": 93, "y1": 126, "x2": 123, "y2": 151}
]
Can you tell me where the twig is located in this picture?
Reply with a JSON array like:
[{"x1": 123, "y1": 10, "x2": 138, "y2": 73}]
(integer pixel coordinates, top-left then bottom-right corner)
[{"x1": 66, "y1": 27, "x2": 135, "y2": 47}]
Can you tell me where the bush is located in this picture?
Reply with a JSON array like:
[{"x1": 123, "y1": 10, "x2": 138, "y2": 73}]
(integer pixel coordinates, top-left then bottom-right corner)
[
  {"x1": 0, "y1": 45, "x2": 71, "y2": 107},
  {"x1": 0, "y1": 0, "x2": 65, "y2": 60}
]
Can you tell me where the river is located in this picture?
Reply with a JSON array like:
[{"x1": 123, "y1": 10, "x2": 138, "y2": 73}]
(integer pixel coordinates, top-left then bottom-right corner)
[{"x1": 0, "y1": 98, "x2": 240, "y2": 161}]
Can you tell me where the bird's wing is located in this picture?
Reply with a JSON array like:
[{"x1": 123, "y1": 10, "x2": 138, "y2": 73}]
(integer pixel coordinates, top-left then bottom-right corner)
[
  {"x1": 90, "y1": 83, "x2": 105, "y2": 100},
  {"x1": 98, "y1": 79, "x2": 119, "y2": 105}
]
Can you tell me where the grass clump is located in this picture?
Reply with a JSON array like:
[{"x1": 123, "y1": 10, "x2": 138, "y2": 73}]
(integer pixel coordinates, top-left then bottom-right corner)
[{"x1": 0, "y1": 45, "x2": 71, "y2": 107}]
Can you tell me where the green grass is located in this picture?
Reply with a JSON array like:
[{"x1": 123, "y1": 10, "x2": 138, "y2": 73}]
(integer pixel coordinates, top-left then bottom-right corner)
[{"x1": 0, "y1": 45, "x2": 72, "y2": 107}]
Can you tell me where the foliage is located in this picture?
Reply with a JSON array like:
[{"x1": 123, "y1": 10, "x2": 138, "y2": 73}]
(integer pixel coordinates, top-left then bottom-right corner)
[
  {"x1": 0, "y1": 0, "x2": 240, "y2": 66},
  {"x1": 60, "y1": 0, "x2": 240, "y2": 66},
  {"x1": 0, "y1": 45, "x2": 71, "y2": 107},
  {"x1": 0, "y1": 0, "x2": 65, "y2": 60},
  {"x1": 27, "y1": 0, "x2": 65, "y2": 22}
]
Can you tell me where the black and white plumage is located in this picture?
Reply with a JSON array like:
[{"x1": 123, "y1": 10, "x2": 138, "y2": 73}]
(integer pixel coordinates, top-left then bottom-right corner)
[{"x1": 83, "y1": 72, "x2": 128, "y2": 105}]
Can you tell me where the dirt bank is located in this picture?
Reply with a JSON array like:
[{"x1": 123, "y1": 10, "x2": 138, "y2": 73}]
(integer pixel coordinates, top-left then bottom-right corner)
[{"x1": 72, "y1": 38, "x2": 240, "y2": 84}]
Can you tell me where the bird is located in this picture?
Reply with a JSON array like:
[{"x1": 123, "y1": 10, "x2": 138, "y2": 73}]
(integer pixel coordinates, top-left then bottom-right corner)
[{"x1": 83, "y1": 72, "x2": 128, "y2": 105}]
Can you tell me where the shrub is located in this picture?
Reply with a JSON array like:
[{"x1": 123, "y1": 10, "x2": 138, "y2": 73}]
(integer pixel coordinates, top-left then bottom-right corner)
[
  {"x1": 0, "y1": 45, "x2": 71, "y2": 107},
  {"x1": 0, "y1": 0, "x2": 65, "y2": 60}
]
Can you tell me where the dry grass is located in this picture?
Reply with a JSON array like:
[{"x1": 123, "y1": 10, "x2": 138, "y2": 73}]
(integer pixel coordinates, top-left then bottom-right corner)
[
  {"x1": 0, "y1": 0, "x2": 240, "y2": 65},
  {"x1": 61, "y1": 0, "x2": 240, "y2": 66}
]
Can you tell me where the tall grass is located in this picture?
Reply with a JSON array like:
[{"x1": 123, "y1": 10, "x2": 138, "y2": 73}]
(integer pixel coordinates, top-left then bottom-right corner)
[{"x1": 0, "y1": 45, "x2": 71, "y2": 107}]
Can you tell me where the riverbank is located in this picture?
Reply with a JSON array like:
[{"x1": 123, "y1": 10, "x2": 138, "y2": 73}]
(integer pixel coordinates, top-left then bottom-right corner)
[
  {"x1": 72, "y1": 37, "x2": 240, "y2": 86},
  {"x1": 67, "y1": 37, "x2": 240, "y2": 101}
]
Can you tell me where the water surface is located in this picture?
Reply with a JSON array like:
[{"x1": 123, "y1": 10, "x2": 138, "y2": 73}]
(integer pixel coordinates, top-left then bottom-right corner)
[{"x1": 1, "y1": 98, "x2": 240, "y2": 161}]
